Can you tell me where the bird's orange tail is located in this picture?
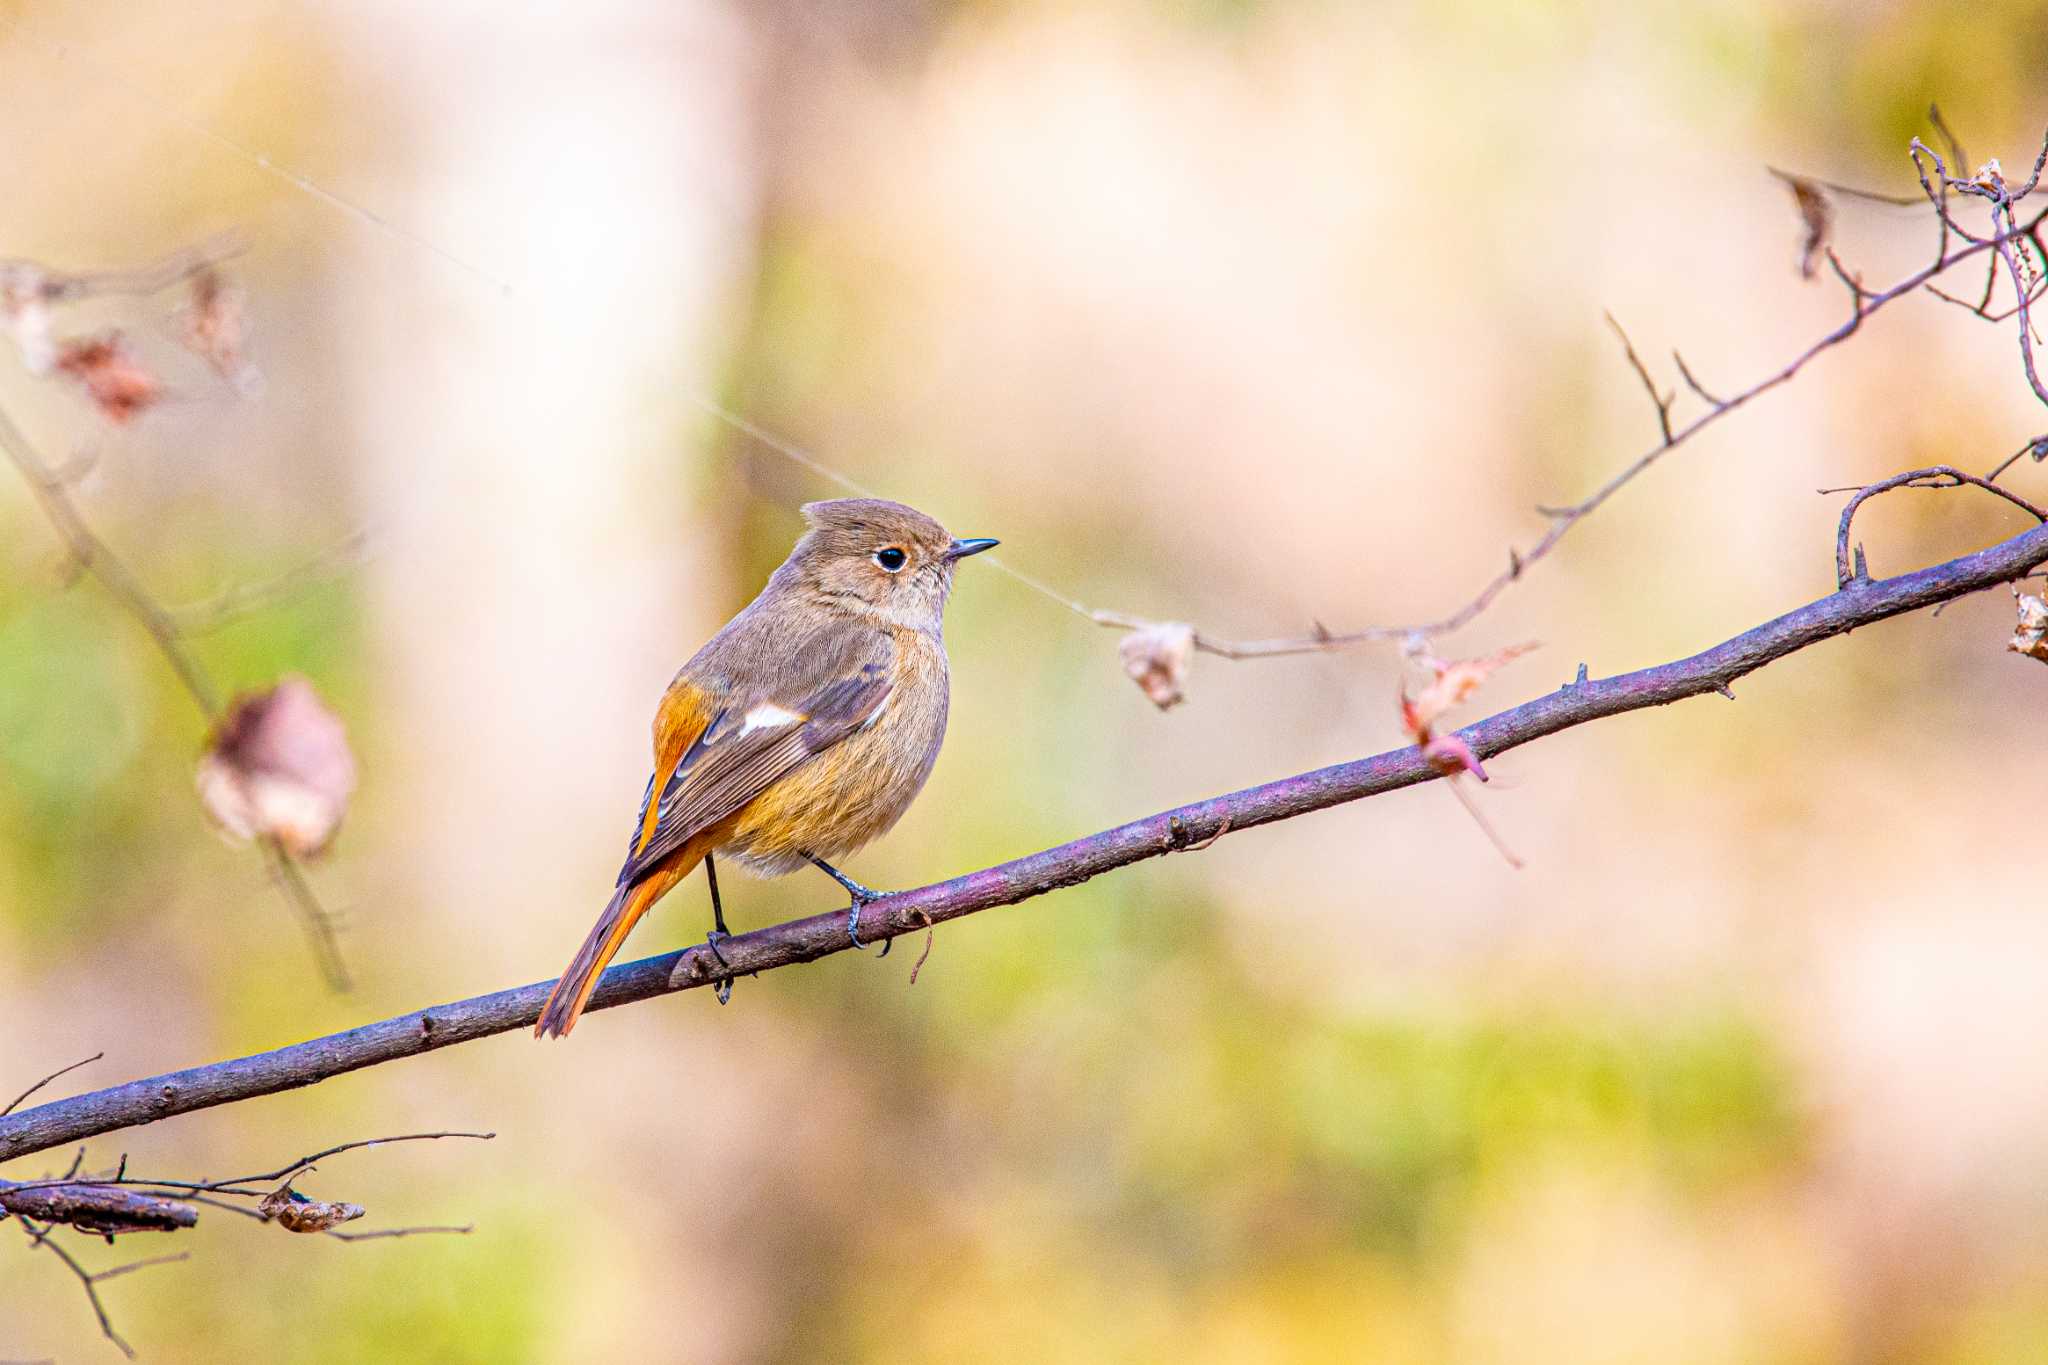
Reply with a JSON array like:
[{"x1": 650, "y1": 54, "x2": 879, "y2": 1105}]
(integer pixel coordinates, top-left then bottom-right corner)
[{"x1": 535, "y1": 851, "x2": 700, "y2": 1039}]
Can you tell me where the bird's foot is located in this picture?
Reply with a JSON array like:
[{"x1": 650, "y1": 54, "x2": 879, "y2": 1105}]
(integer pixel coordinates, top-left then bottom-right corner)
[
  {"x1": 809, "y1": 856, "x2": 892, "y2": 952},
  {"x1": 705, "y1": 928, "x2": 734, "y2": 1005},
  {"x1": 844, "y1": 886, "x2": 889, "y2": 952}
]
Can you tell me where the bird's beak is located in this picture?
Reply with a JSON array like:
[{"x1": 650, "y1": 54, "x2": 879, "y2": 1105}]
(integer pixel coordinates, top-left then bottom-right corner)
[{"x1": 945, "y1": 537, "x2": 999, "y2": 561}]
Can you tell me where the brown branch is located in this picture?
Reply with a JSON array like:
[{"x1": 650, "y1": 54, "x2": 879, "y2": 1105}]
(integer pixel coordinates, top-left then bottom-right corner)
[
  {"x1": 0, "y1": 1178, "x2": 196, "y2": 1235},
  {"x1": 5, "y1": 510, "x2": 2046, "y2": 1165}
]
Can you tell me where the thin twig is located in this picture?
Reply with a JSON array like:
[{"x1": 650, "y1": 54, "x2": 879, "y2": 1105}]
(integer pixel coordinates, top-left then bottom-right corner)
[
  {"x1": 1442, "y1": 777, "x2": 1522, "y2": 869},
  {"x1": 1763, "y1": 164, "x2": 1921, "y2": 208},
  {"x1": 2, "y1": 1055, "x2": 102, "y2": 1119},
  {"x1": 1991, "y1": 196, "x2": 2048, "y2": 407},
  {"x1": 1832, "y1": 465, "x2": 2048, "y2": 588},
  {"x1": 1909, "y1": 138, "x2": 1984, "y2": 248},
  {"x1": 218, "y1": 1130, "x2": 495, "y2": 1190},
  {"x1": 84, "y1": 1252, "x2": 191, "y2": 1284},
  {"x1": 176, "y1": 1188, "x2": 468, "y2": 1242},
  {"x1": 1987, "y1": 434, "x2": 2048, "y2": 482},
  {"x1": 326, "y1": 1224, "x2": 473, "y2": 1242},
  {"x1": 1605, "y1": 311, "x2": 1675, "y2": 443},
  {"x1": 261, "y1": 838, "x2": 352, "y2": 993},
  {"x1": 1069, "y1": 199, "x2": 2048, "y2": 661},
  {"x1": 18, "y1": 1217, "x2": 140, "y2": 1358},
  {"x1": 1925, "y1": 275, "x2": 2048, "y2": 323},
  {"x1": 0, "y1": 405, "x2": 223, "y2": 714},
  {"x1": 1672, "y1": 350, "x2": 1725, "y2": 408},
  {"x1": 17, "y1": 233, "x2": 247, "y2": 306},
  {"x1": 168, "y1": 530, "x2": 370, "y2": 634},
  {"x1": 2, "y1": 1130, "x2": 494, "y2": 1200},
  {"x1": 1909, "y1": 130, "x2": 2048, "y2": 408},
  {"x1": 1929, "y1": 103, "x2": 1969, "y2": 184},
  {"x1": 0, "y1": 396, "x2": 351, "y2": 990}
]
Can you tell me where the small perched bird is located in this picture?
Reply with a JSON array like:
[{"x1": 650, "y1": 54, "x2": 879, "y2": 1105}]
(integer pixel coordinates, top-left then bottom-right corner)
[{"x1": 535, "y1": 498, "x2": 996, "y2": 1038}]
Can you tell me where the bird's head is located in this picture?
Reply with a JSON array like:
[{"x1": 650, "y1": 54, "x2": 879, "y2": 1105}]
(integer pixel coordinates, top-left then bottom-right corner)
[{"x1": 788, "y1": 498, "x2": 997, "y2": 631}]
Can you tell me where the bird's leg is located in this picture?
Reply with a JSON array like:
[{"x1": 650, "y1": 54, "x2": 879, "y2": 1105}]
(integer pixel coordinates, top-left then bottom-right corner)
[
  {"x1": 704, "y1": 852, "x2": 734, "y2": 1005},
  {"x1": 807, "y1": 855, "x2": 891, "y2": 953}
]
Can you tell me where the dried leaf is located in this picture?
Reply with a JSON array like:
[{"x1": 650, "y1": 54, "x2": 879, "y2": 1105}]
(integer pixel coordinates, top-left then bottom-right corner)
[
  {"x1": 1401, "y1": 641, "x2": 1538, "y2": 740},
  {"x1": 1118, "y1": 621, "x2": 1196, "y2": 710},
  {"x1": 2010, "y1": 591, "x2": 2048, "y2": 663},
  {"x1": 53, "y1": 332, "x2": 163, "y2": 425},
  {"x1": 178, "y1": 268, "x2": 260, "y2": 395},
  {"x1": 1400, "y1": 645, "x2": 1533, "y2": 870},
  {"x1": 258, "y1": 1184, "x2": 365, "y2": 1234},
  {"x1": 196, "y1": 677, "x2": 358, "y2": 857},
  {"x1": 1776, "y1": 172, "x2": 1833, "y2": 280}
]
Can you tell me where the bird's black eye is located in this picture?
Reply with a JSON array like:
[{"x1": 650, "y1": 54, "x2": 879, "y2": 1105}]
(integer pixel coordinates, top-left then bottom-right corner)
[{"x1": 874, "y1": 546, "x2": 908, "y2": 572}]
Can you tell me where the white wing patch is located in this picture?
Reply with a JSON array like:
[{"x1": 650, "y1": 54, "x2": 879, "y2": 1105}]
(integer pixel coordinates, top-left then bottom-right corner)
[{"x1": 740, "y1": 702, "x2": 804, "y2": 734}]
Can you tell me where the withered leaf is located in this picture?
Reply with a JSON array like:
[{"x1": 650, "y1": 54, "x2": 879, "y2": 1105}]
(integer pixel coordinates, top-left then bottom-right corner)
[
  {"x1": 178, "y1": 268, "x2": 260, "y2": 395},
  {"x1": 1118, "y1": 621, "x2": 1196, "y2": 710},
  {"x1": 54, "y1": 332, "x2": 162, "y2": 425},
  {"x1": 258, "y1": 1184, "x2": 365, "y2": 1234},
  {"x1": 1401, "y1": 641, "x2": 1539, "y2": 741},
  {"x1": 1774, "y1": 171, "x2": 1833, "y2": 280},
  {"x1": 196, "y1": 677, "x2": 358, "y2": 857},
  {"x1": 1400, "y1": 643, "x2": 1532, "y2": 870},
  {"x1": 2010, "y1": 591, "x2": 2048, "y2": 664}
]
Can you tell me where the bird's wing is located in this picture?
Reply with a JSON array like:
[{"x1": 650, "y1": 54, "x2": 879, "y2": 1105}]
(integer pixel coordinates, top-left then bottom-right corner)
[{"x1": 616, "y1": 629, "x2": 892, "y2": 888}]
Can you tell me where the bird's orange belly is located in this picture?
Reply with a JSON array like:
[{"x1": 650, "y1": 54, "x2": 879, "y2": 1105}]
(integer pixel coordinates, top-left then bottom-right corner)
[{"x1": 720, "y1": 691, "x2": 944, "y2": 876}]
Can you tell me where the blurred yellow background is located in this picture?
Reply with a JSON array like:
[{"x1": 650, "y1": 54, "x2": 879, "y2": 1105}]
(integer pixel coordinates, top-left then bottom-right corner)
[{"x1": 3, "y1": 1, "x2": 2047, "y2": 1361}]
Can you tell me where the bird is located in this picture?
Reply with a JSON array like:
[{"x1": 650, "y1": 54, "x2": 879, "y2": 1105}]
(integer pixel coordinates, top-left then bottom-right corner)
[{"x1": 534, "y1": 497, "x2": 997, "y2": 1038}]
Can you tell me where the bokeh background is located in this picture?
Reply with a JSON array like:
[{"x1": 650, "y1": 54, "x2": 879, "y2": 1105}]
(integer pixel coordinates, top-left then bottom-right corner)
[{"x1": 2, "y1": 1, "x2": 2047, "y2": 1360}]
